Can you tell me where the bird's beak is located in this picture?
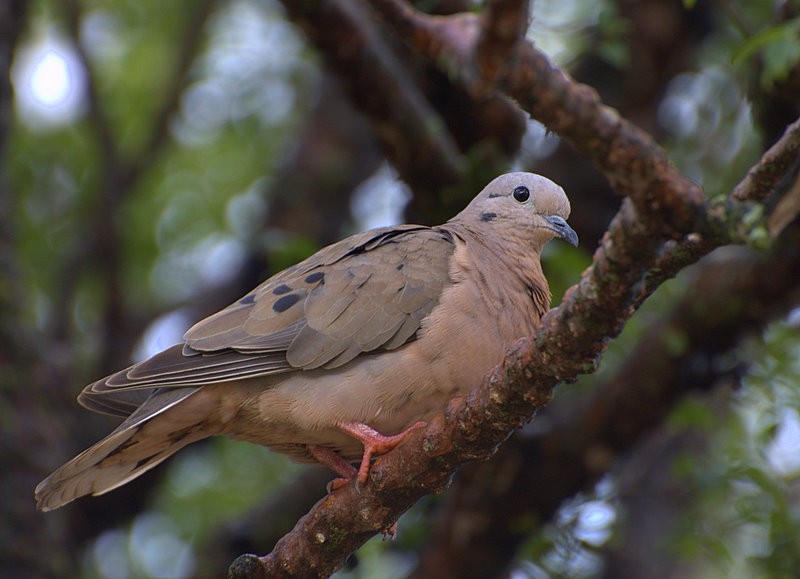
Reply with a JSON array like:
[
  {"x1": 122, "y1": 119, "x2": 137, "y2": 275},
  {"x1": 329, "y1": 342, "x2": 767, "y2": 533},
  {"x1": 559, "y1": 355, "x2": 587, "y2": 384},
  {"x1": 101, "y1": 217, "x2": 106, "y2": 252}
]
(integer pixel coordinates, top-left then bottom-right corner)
[{"x1": 544, "y1": 215, "x2": 579, "y2": 247}]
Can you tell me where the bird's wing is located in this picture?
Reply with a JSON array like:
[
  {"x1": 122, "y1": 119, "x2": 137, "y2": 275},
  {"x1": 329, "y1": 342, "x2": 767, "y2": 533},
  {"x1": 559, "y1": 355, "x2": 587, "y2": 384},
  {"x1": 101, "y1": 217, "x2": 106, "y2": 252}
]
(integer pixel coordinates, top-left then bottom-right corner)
[{"x1": 79, "y1": 225, "x2": 456, "y2": 414}]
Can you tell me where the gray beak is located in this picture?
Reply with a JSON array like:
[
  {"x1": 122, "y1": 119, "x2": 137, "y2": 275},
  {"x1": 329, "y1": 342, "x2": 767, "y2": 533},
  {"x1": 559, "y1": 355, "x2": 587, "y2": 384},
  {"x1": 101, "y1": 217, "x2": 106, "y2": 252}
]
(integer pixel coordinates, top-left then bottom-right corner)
[{"x1": 545, "y1": 215, "x2": 579, "y2": 247}]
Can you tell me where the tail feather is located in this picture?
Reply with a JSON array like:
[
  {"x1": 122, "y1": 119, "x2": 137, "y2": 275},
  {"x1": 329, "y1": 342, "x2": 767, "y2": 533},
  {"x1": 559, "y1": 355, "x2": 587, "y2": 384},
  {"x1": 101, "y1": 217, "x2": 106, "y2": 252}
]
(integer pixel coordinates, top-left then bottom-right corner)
[{"x1": 35, "y1": 387, "x2": 202, "y2": 511}]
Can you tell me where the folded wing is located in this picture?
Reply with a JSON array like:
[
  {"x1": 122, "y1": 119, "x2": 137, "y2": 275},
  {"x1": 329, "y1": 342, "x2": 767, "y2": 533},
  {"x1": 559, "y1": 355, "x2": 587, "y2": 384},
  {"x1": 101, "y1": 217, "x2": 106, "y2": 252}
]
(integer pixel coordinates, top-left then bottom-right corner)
[{"x1": 79, "y1": 225, "x2": 457, "y2": 416}]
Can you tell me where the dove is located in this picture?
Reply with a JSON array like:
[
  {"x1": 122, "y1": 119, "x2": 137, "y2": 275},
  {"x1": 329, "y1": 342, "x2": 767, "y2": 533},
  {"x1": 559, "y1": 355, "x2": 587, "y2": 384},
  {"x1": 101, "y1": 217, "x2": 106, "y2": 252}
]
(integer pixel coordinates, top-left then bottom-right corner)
[{"x1": 35, "y1": 172, "x2": 578, "y2": 511}]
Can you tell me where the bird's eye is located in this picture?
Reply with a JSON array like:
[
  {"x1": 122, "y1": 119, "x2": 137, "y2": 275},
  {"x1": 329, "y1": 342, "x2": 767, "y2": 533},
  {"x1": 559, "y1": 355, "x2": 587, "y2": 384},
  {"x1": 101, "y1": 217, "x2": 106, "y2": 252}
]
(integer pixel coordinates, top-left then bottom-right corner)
[{"x1": 512, "y1": 186, "x2": 530, "y2": 203}]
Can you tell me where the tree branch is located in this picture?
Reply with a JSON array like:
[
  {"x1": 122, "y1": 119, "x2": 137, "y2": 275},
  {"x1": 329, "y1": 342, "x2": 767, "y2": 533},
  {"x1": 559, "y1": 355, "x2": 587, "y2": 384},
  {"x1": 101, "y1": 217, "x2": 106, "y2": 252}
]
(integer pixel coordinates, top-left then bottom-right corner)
[
  {"x1": 476, "y1": 0, "x2": 530, "y2": 82},
  {"x1": 732, "y1": 116, "x2": 800, "y2": 203},
  {"x1": 370, "y1": 0, "x2": 713, "y2": 239}
]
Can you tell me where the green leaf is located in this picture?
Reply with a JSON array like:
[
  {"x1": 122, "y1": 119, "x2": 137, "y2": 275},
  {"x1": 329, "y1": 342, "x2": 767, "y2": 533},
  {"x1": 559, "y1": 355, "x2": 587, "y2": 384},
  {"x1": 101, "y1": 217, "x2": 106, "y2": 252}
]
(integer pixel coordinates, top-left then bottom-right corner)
[{"x1": 732, "y1": 19, "x2": 800, "y2": 87}]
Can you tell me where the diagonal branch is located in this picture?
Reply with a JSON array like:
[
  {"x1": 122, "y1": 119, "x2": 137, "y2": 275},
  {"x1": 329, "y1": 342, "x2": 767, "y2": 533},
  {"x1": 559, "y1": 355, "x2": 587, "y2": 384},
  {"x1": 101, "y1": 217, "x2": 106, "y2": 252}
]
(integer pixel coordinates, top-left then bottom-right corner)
[
  {"x1": 408, "y1": 117, "x2": 800, "y2": 575},
  {"x1": 732, "y1": 116, "x2": 800, "y2": 202}
]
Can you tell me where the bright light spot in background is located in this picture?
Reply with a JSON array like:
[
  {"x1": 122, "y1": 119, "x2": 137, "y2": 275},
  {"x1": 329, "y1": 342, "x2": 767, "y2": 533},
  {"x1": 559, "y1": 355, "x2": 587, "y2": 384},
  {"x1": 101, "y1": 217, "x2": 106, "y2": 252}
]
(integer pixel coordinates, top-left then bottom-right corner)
[
  {"x1": 351, "y1": 163, "x2": 412, "y2": 230},
  {"x1": 12, "y1": 32, "x2": 86, "y2": 129},
  {"x1": 90, "y1": 529, "x2": 131, "y2": 579},
  {"x1": 130, "y1": 513, "x2": 195, "y2": 579},
  {"x1": 30, "y1": 51, "x2": 70, "y2": 105},
  {"x1": 133, "y1": 310, "x2": 193, "y2": 362},
  {"x1": 514, "y1": 119, "x2": 561, "y2": 168},
  {"x1": 528, "y1": 0, "x2": 606, "y2": 64},
  {"x1": 511, "y1": 562, "x2": 551, "y2": 579},
  {"x1": 89, "y1": 514, "x2": 195, "y2": 579},
  {"x1": 768, "y1": 408, "x2": 800, "y2": 476},
  {"x1": 575, "y1": 500, "x2": 615, "y2": 545}
]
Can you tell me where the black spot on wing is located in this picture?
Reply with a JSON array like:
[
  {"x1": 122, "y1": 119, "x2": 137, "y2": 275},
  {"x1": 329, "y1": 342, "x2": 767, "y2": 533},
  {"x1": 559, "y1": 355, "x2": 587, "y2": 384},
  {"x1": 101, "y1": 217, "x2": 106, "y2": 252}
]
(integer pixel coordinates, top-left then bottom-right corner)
[
  {"x1": 273, "y1": 293, "x2": 301, "y2": 313},
  {"x1": 239, "y1": 294, "x2": 255, "y2": 305},
  {"x1": 304, "y1": 272, "x2": 324, "y2": 284},
  {"x1": 273, "y1": 284, "x2": 292, "y2": 295},
  {"x1": 479, "y1": 212, "x2": 497, "y2": 222}
]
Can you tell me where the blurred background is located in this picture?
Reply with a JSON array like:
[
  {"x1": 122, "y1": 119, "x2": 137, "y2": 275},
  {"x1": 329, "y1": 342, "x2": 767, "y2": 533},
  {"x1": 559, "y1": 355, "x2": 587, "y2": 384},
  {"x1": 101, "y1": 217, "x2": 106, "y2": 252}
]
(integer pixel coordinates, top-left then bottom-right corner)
[{"x1": 2, "y1": 0, "x2": 800, "y2": 577}]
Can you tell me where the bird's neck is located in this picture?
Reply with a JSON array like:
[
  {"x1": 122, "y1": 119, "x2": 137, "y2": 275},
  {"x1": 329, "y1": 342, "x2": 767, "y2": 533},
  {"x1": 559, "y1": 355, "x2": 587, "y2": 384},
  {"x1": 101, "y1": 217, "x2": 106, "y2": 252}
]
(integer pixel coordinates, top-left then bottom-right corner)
[{"x1": 444, "y1": 224, "x2": 551, "y2": 326}]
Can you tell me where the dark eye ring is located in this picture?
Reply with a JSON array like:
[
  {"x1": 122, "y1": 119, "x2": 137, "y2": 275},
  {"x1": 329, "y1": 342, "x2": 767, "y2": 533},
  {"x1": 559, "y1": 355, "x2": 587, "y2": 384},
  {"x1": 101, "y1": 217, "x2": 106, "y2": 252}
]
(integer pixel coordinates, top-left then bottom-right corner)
[{"x1": 512, "y1": 186, "x2": 530, "y2": 203}]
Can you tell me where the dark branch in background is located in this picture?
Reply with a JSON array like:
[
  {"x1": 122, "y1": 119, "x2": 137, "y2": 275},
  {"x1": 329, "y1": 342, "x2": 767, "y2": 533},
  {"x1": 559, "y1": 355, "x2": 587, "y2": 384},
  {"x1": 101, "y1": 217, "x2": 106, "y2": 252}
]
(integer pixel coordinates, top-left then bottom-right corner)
[
  {"x1": 602, "y1": 416, "x2": 719, "y2": 579},
  {"x1": 740, "y1": 2, "x2": 800, "y2": 146},
  {"x1": 0, "y1": 2, "x2": 65, "y2": 577},
  {"x1": 227, "y1": 2, "x2": 800, "y2": 576},
  {"x1": 476, "y1": 0, "x2": 530, "y2": 82},
  {"x1": 124, "y1": 0, "x2": 218, "y2": 186},
  {"x1": 61, "y1": 0, "x2": 118, "y2": 165},
  {"x1": 280, "y1": 0, "x2": 465, "y2": 196},
  {"x1": 0, "y1": 0, "x2": 27, "y2": 348},
  {"x1": 262, "y1": 75, "x2": 383, "y2": 244},
  {"x1": 59, "y1": 0, "x2": 220, "y2": 375},
  {"x1": 279, "y1": 0, "x2": 528, "y2": 223}
]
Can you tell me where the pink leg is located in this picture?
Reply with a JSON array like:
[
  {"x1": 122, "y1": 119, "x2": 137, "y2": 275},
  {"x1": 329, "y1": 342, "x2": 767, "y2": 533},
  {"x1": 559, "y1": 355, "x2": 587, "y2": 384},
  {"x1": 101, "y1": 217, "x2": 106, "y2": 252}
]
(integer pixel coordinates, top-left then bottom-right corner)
[
  {"x1": 308, "y1": 444, "x2": 358, "y2": 486},
  {"x1": 336, "y1": 421, "x2": 426, "y2": 485}
]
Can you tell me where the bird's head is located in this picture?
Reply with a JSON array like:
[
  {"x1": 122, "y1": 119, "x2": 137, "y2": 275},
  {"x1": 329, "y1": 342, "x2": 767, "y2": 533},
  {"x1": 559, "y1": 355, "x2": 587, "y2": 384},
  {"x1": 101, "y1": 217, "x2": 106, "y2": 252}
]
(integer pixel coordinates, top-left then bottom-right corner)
[{"x1": 454, "y1": 172, "x2": 578, "y2": 251}]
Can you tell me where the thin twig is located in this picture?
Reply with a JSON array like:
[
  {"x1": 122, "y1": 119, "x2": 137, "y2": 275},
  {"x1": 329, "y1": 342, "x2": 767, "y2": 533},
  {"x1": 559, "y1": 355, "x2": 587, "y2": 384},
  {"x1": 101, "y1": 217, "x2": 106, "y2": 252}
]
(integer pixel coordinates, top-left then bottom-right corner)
[
  {"x1": 732, "y1": 115, "x2": 800, "y2": 202},
  {"x1": 124, "y1": 0, "x2": 220, "y2": 186}
]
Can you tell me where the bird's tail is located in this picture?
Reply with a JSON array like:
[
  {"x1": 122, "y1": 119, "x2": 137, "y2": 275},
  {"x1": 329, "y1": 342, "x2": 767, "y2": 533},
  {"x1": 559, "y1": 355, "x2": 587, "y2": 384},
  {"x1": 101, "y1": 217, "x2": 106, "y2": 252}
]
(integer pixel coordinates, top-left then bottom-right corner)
[{"x1": 35, "y1": 387, "x2": 203, "y2": 511}]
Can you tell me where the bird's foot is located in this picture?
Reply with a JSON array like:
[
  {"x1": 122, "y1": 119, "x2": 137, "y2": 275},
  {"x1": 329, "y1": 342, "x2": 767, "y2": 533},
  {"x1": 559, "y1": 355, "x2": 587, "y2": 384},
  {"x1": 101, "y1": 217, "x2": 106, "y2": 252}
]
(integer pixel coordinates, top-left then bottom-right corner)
[
  {"x1": 309, "y1": 445, "x2": 358, "y2": 492},
  {"x1": 336, "y1": 421, "x2": 426, "y2": 485}
]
